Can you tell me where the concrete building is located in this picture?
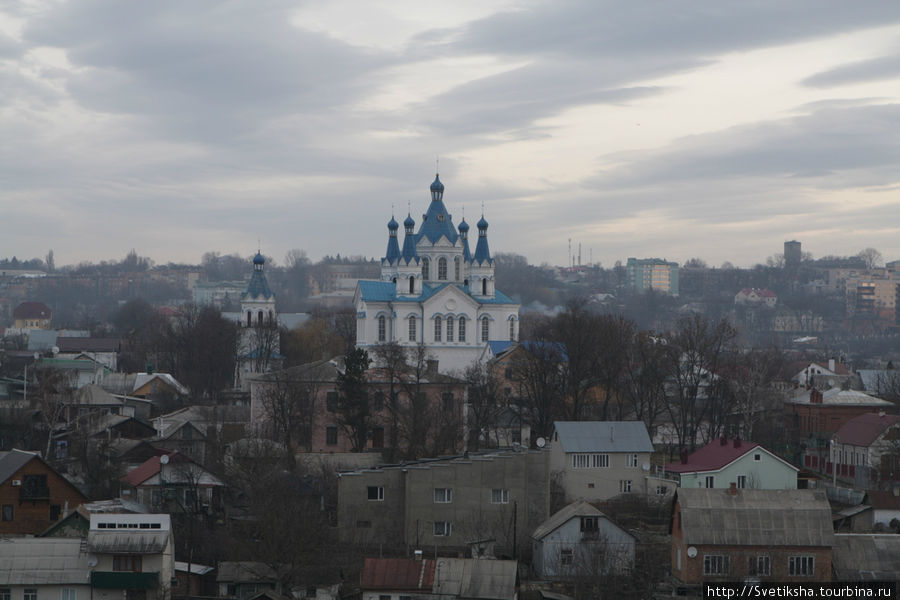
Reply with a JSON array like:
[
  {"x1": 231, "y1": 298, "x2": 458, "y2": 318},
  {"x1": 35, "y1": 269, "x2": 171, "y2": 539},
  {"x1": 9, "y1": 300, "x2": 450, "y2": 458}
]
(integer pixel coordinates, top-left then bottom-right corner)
[
  {"x1": 337, "y1": 449, "x2": 549, "y2": 558},
  {"x1": 784, "y1": 240, "x2": 802, "y2": 267},
  {"x1": 625, "y1": 258, "x2": 679, "y2": 295},
  {"x1": 354, "y1": 174, "x2": 520, "y2": 374}
]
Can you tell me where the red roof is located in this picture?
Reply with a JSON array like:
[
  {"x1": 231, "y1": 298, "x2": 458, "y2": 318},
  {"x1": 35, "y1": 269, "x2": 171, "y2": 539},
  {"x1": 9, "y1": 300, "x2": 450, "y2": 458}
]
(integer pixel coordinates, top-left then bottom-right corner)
[
  {"x1": 867, "y1": 490, "x2": 900, "y2": 510},
  {"x1": 120, "y1": 451, "x2": 187, "y2": 486},
  {"x1": 13, "y1": 301, "x2": 51, "y2": 319},
  {"x1": 361, "y1": 558, "x2": 435, "y2": 591},
  {"x1": 666, "y1": 438, "x2": 763, "y2": 473},
  {"x1": 833, "y1": 412, "x2": 900, "y2": 447}
]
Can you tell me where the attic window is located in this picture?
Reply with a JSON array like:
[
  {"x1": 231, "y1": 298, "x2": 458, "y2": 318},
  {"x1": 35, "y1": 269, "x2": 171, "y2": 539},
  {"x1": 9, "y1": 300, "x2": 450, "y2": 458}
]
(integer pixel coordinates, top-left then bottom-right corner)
[{"x1": 754, "y1": 453, "x2": 761, "y2": 461}]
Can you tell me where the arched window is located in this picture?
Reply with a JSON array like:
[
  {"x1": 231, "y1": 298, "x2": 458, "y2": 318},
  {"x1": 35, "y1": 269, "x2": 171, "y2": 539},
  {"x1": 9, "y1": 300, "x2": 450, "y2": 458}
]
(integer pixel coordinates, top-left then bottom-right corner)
[
  {"x1": 378, "y1": 316, "x2": 386, "y2": 342},
  {"x1": 454, "y1": 257, "x2": 461, "y2": 281},
  {"x1": 482, "y1": 278, "x2": 487, "y2": 295},
  {"x1": 438, "y1": 257, "x2": 447, "y2": 280},
  {"x1": 481, "y1": 317, "x2": 490, "y2": 342},
  {"x1": 409, "y1": 276, "x2": 414, "y2": 294},
  {"x1": 458, "y1": 316, "x2": 466, "y2": 342},
  {"x1": 409, "y1": 316, "x2": 417, "y2": 342},
  {"x1": 434, "y1": 316, "x2": 442, "y2": 342},
  {"x1": 446, "y1": 316, "x2": 454, "y2": 342},
  {"x1": 246, "y1": 312, "x2": 252, "y2": 327},
  {"x1": 422, "y1": 258, "x2": 430, "y2": 280},
  {"x1": 258, "y1": 310, "x2": 264, "y2": 326},
  {"x1": 392, "y1": 277, "x2": 397, "y2": 284},
  {"x1": 509, "y1": 319, "x2": 516, "y2": 341}
]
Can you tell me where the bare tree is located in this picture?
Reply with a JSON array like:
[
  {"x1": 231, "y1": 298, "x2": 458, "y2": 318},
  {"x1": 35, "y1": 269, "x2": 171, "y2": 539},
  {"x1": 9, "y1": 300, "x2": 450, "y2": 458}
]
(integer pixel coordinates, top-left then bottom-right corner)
[
  {"x1": 858, "y1": 247, "x2": 884, "y2": 270},
  {"x1": 33, "y1": 366, "x2": 76, "y2": 460},
  {"x1": 369, "y1": 341, "x2": 408, "y2": 461},
  {"x1": 621, "y1": 331, "x2": 668, "y2": 434},
  {"x1": 509, "y1": 339, "x2": 566, "y2": 441},
  {"x1": 258, "y1": 369, "x2": 320, "y2": 470},
  {"x1": 461, "y1": 361, "x2": 503, "y2": 451},
  {"x1": 724, "y1": 347, "x2": 785, "y2": 440}
]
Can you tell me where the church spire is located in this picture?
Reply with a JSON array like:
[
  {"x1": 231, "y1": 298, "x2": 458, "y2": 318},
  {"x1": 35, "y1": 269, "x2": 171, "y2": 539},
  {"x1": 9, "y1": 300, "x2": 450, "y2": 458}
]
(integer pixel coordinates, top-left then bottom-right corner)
[{"x1": 473, "y1": 214, "x2": 492, "y2": 264}]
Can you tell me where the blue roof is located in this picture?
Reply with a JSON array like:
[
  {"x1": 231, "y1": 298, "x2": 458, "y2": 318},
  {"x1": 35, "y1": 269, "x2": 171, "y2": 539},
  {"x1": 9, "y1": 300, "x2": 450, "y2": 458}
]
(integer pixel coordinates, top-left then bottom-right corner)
[
  {"x1": 458, "y1": 219, "x2": 469, "y2": 232},
  {"x1": 403, "y1": 214, "x2": 415, "y2": 228},
  {"x1": 384, "y1": 219, "x2": 401, "y2": 263},
  {"x1": 358, "y1": 280, "x2": 517, "y2": 305},
  {"x1": 252, "y1": 252, "x2": 265, "y2": 265},
  {"x1": 243, "y1": 269, "x2": 274, "y2": 300},
  {"x1": 489, "y1": 341, "x2": 514, "y2": 355},
  {"x1": 387, "y1": 216, "x2": 399, "y2": 230},
  {"x1": 357, "y1": 280, "x2": 396, "y2": 302},
  {"x1": 473, "y1": 232, "x2": 492, "y2": 264},
  {"x1": 417, "y1": 198, "x2": 459, "y2": 246},
  {"x1": 554, "y1": 421, "x2": 653, "y2": 453},
  {"x1": 430, "y1": 173, "x2": 444, "y2": 193}
]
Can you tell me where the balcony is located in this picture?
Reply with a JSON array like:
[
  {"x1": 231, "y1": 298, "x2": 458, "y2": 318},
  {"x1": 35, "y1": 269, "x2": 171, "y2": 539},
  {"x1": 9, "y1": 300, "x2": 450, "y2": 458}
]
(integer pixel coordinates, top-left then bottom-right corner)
[{"x1": 91, "y1": 572, "x2": 159, "y2": 590}]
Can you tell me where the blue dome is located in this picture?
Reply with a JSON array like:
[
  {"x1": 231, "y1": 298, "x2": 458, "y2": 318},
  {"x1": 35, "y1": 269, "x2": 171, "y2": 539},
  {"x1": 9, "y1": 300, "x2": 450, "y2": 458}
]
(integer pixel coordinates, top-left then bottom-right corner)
[
  {"x1": 404, "y1": 214, "x2": 415, "y2": 227},
  {"x1": 430, "y1": 174, "x2": 444, "y2": 193},
  {"x1": 477, "y1": 216, "x2": 489, "y2": 229},
  {"x1": 388, "y1": 216, "x2": 399, "y2": 230},
  {"x1": 458, "y1": 219, "x2": 470, "y2": 232},
  {"x1": 252, "y1": 252, "x2": 265, "y2": 265}
]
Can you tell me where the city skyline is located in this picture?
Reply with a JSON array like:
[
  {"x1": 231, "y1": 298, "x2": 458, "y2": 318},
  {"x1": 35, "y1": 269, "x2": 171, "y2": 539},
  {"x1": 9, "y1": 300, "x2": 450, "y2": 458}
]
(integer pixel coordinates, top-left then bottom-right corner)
[{"x1": 3, "y1": 1, "x2": 900, "y2": 269}]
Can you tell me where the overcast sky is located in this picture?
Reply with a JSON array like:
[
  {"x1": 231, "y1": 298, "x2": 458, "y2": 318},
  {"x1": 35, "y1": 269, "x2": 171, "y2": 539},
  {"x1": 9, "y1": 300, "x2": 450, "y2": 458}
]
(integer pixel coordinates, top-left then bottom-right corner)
[{"x1": 3, "y1": 1, "x2": 900, "y2": 269}]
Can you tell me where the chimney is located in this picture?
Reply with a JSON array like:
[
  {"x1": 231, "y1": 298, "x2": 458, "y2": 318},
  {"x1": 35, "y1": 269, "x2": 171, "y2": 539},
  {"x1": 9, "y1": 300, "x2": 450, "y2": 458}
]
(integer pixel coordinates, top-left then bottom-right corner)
[
  {"x1": 720, "y1": 435, "x2": 728, "y2": 446},
  {"x1": 733, "y1": 437, "x2": 741, "y2": 449},
  {"x1": 828, "y1": 358, "x2": 836, "y2": 372},
  {"x1": 729, "y1": 482, "x2": 737, "y2": 496},
  {"x1": 680, "y1": 448, "x2": 688, "y2": 464},
  {"x1": 810, "y1": 389, "x2": 823, "y2": 404}
]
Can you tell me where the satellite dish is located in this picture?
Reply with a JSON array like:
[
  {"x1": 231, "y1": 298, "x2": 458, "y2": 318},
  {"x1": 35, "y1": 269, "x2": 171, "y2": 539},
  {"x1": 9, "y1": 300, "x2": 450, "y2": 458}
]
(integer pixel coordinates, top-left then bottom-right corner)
[
  {"x1": 160, "y1": 455, "x2": 170, "y2": 465},
  {"x1": 642, "y1": 462, "x2": 651, "y2": 471},
  {"x1": 88, "y1": 554, "x2": 98, "y2": 567},
  {"x1": 687, "y1": 546, "x2": 698, "y2": 558},
  {"x1": 535, "y1": 437, "x2": 546, "y2": 448}
]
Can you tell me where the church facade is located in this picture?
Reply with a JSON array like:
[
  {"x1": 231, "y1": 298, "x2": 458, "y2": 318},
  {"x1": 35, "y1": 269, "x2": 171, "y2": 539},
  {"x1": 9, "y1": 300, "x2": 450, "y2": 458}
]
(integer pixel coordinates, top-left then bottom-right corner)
[{"x1": 354, "y1": 174, "x2": 520, "y2": 374}]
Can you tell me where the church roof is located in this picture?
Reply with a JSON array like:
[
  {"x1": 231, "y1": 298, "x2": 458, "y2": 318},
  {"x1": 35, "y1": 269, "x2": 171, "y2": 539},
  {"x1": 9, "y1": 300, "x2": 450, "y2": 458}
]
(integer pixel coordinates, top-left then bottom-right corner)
[
  {"x1": 417, "y1": 201, "x2": 459, "y2": 246},
  {"x1": 243, "y1": 269, "x2": 274, "y2": 300},
  {"x1": 358, "y1": 281, "x2": 515, "y2": 305}
]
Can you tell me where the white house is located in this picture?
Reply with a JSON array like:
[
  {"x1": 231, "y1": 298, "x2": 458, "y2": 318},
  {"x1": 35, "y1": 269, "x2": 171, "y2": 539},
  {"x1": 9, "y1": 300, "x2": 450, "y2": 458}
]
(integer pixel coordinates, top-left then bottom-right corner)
[{"x1": 354, "y1": 174, "x2": 520, "y2": 374}]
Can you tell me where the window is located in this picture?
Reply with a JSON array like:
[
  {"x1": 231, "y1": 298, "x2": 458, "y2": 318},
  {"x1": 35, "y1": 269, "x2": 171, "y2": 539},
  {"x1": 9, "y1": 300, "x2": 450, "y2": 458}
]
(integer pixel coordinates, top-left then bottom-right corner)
[
  {"x1": 458, "y1": 316, "x2": 466, "y2": 341},
  {"x1": 749, "y1": 556, "x2": 771, "y2": 576},
  {"x1": 356, "y1": 520, "x2": 372, "y2": 528},
  {"x1": 511, "y1": 428, "x2": 521, "y2": 444},
  {"x1": 559, "y1": 549, "x2": 574, "y2": 566},
  {"x1": 21, "y1": 474, "x2": 48, "y2": 500},
  {"x1": 422, "y1": 258, "x2": 430, "y2": 280},
  {"x1": 580, "y1": 516, "x2": 598, "y2": 532},
  {"x1": 379, "y1": 596, "x2": 391, "y2": 600},
  {"x1": 438, "y1": 257, "x2": 447, "y2": 280},
  {"x1": 789, "y1": 556, "x2": 814, "y2": 576},
  {"x1": 377, "y1": 316, "x2": 386, "y2": 341},
  {"x1": 442, "y1": 392, "x2": 454, "y2": 411},
  {"x1": 434, "y1": 316, "x2": 442, "y2": 341},
  {"x1": 737, "y1": 475, "x2": 747, "y2": 489},
  {"x1": 509, "y1": 319, "x2": 515, "y2": 341},
  {"x1": 619, "y1": 480, "x2": 632, "y2": 493},
  {"x1": 373, "y1": 391, "x2": 384, "y2": 412},
  {"x1": 50, "y1": 504, "x2": 61, "y2": 521},
  {"x1": 656, "y1": 485, "x2": 668, "y2": 495},
  {"x1": 326, "y1": 391, "x2": 337, "y2": 412},
  {"x1": 627, "y1": 453, "x2": 639, "y2": 468},
  {"x1": 367, "y1": 486, "x2": 384, "y2": 501},
  {"x1": 705, "y1": 475, "x2": 715, "y2": 488},
  {"x1": 572, "y1": 453, "x2": 608, "y2": 468},
  {"x1": 454, "y1": 257, "x2": 460, "y2": 281},
  {"x1": 434, "y1": 488, "x2": 453, "y2": 503},
  {"x1": 491, "y1": 489, "x2": 509, "y2": 504},
  {"x1": 0, "y1": 589, "x2": 9, "y2": 600},
  {"x1": 593, "y1": 454, "x2": 609, "y2": 468},
  {"x1": 754, "y1": 453, "x2": 762, "y2": 461},
  {"x1": 113, "y1": 555, "x2": 142, "y2": 572},
  {"x1": 326, "y1": 425, "x2": 338, "y2": 445},
  {"x1": 572, "y1": 453, "x2": 590, "y2": 469},
  {"x1": 1, "y1": 505, "x2": 12, "y2": 521},
  {"x1": 409, "y1": 316, "x2": 417, "y2": 342},
  {"x1": 434, "y1": 521, "x2": 451, "y2": 536},
  {"x1": 61, "y1": 589, "x2": 76, "y2": 600},
  {"x1": 481, "y1": 317, "x2": 489, "y2": 342},
  {"x1": 446, "y1": 317, "x2": 454, "y2": 342},
  {"x1": 23, "y1": 591, "x2": 36, "y2": 600},
  {"x1": 703, "y1": 555, "x2": 730, "y2": 576}
]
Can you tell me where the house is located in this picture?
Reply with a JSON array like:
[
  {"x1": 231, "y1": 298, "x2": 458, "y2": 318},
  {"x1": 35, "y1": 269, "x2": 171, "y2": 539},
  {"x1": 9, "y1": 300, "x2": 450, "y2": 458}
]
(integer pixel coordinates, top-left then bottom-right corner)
[
  {"x1": 36, "y1": 357, "x2": 110, "y2": 389},
  {"x1": 337, "y1": 448, "x2": 549, "y2": 557},
  {"x1": 671, "y1": 488, "x2": 834, "y2": 585},
  {"x1": 354, "y1": 174, "x2": 520, "y2": 375},
  {"x1": 0, "y1": 537, "x2": 91, "y2": 600},
  {"x1": 832, "y1": 534, "x2": 900, "y2": 581},
  {"x1": 101, "y1": 372, "x2": 189, "y2": 409},
  {"x1": 86, "y1": 513, "x2": 175, "y2": 600},
  {"x1": 789, "y1": 360, "x2": 853, "y2": 389},
  {"x1": 360, "y1": 557, "x2": 517, "y2": 600},
  {"x1": 531, "y1": 500, "x2": 635, "y2": 579},
  {"x1": 56, "y1": 337, "x2": 121, "y2": 371},
  {"x1": 217, "y1": 562, "x2": 280, "y2": 600},
  {"x1": 0, "y1": 449, "x2": 87, "y2": 535},
  {"x1": 864, "y1": 491, "x2": 900, "y2": 529},
  {"x1": 549, "y1": 421, "x2": 664, "y2": 501},
  {"x1": 13, "y1": 301, "x2": 52, "y2": 329},
  {"x1": 734, "y1": 288, "x2": 777, "y2": 307},
  {"x1": 830, "y1": 412, "x2": 900, "y2": 488},
  {"x1": 173, "y1": 561, "x2": 216, "y2": 597},
  {"x1": 665, "y1": 436, "x2": 798, "y2": 490},
  {"x1": 119, "y1": 451, "x2": 225, "y2": 513}
]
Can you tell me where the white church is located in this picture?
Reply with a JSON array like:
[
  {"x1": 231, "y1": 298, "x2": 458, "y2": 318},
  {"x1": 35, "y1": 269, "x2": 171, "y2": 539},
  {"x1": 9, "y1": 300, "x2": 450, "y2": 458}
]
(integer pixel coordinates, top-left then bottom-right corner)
[{"x1": 354, "y1": 174, "x2": 521, "y2": 374}]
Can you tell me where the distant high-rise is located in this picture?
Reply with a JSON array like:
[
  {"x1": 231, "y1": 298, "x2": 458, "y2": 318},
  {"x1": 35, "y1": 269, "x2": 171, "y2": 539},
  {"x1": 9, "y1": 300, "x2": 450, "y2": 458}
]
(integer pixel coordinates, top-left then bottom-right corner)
[
  {"x1": 625, "y1": 258, "x2": 679, "y2": 295},
  {"x1": 784, "y1": 240, "x2": 801, "y2": 267}
]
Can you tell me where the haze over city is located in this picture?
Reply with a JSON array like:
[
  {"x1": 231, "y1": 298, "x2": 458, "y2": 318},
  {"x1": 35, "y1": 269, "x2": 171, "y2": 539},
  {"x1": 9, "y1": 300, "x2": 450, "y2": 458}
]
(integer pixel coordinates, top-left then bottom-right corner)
[{"x1": 3, "y1": 1, "x2": 900, "y2": 267}]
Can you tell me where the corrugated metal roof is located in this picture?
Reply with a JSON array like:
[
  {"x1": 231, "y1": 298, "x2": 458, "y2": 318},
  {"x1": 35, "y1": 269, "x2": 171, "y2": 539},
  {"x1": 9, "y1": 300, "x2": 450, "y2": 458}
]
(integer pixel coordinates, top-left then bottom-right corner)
[
  {"x1": 833, "y1": 412, "x2": 900, "y2": 447},
  {"x1": 432, "y1": 558, "x2": 517, "y2": 600},
  {"x1": 361, "y1": 557, "x2": 435, "y2": 590},
  {"x1": 833, "y1": 534, "x2": 900, "y2": 580},
  {"x1": 554, "y1": 421, "x2": 653, "y2": 453},
  {"x1": 0, "y1": 538, "x2": 89, "y2": 585},
  {"x1": 677, "y1": 488, "x2": 833, "y2": 547},
  {"x1": 532, "y1": 500, "x2": 606, "y2": 541},
  {"x1": 86, "y1": 531, "x2": 169, "y2": 554}
]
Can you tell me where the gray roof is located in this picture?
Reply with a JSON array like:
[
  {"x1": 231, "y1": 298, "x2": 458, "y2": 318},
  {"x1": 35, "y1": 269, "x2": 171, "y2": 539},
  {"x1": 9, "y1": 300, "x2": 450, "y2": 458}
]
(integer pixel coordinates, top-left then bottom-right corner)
[
  {"x1": 86, "y1": 531, "x2": 169, "y2": 554},
  {"x1": 532, "y1": 500, "x2": 606, "y2": 541},
  {"x1": 431, "y1": 558, "x2": 517, "y2": 600},
  {"x1": 833, "y1": 534, "x2": 900, "y2": 581},
  {"x1": 217, "y1": 561, "x2": 280, "y2": 583},
  {"x1": 677, "y1": 488, "x2": 834, "y2": 547},
  {"x1": 554, "y1": 421, "x2": 653, "y2": 453},
  {"x1": 0, "y1": 448, "x2": 38, "y2": 485},
  {"x1": 0, "y1": 538, "x2": 89, "y2": 585}
]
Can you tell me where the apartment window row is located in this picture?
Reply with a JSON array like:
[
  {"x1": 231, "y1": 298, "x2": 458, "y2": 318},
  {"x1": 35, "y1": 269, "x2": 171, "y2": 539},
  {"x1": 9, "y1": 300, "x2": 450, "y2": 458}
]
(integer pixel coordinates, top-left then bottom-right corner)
[
  {"x1": 702, "y1": 554, "x2": 814, "y2": 577},
  {"x1": 367, "y1": 486, "x2": 510, "y2": 505},
  {"x1": 572, "y1": 453, "x2": 609, "y2": 469}
]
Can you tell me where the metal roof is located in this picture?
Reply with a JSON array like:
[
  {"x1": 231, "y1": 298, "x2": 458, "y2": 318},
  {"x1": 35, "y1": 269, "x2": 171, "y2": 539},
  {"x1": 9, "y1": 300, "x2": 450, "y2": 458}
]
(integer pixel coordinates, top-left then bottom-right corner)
[
  {"x1": 554, "y1": 421, "x2": 653, "y2": 453},
  {"x1": 532, "y1": 500, "x2": 609, "y2": 541},
  {"x1": 358, "y1": 280, "x2": 516, "y2": 305},
  {"x1": 0, "y1": 448, "x2": 37, "y2": 485},
  {"x1": 0, "y1": 538, "x2": 89, "y2": 585},
  {"x1": 833, "y1": 412, "x2": 900, "y2": 447},
  {"x1": 432, "y1": 558, "x2": 517, "y2": 600},
  {"x1": 677, "y1": 488, "x2": 833, "y2": 547},
  {"x1": 86, "y1": 531, "x2": 169, "y2": 554},
  {"x1": 362, "y1": 558, "x2": 435, "y2": 591},
  {"x1": 833, "y1": 534, "x2": 900, "y2": 580}
]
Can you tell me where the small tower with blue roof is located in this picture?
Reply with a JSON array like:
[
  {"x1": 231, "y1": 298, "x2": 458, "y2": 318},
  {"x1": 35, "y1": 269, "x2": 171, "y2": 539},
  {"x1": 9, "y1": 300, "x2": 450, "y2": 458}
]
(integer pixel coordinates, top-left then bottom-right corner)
[
  {"x1": 467, "y1": 214, "x2": 495, "y2": 297},
  {"x1": 241, "y1": 251, "x2": 277, "y2": 328}
]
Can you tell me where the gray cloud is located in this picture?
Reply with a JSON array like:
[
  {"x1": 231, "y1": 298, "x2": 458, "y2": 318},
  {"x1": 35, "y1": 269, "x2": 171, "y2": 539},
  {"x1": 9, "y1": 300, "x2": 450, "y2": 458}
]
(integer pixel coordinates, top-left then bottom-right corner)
[{"x1": 803, "y1": 54, "x2": 900, "y2": 88}]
